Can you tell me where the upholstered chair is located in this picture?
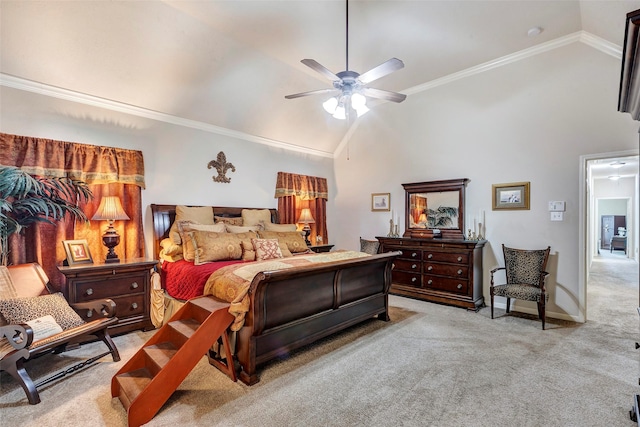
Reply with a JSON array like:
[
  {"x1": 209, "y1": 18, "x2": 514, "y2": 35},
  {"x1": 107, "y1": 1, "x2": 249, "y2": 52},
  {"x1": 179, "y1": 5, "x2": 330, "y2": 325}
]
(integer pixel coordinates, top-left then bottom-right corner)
[
  {"x1": 490, "y1": 245, "x2": 551, "y2": 329},
  {"x1": 359, "y1": 237, "x2": 380, "y2": 255}
]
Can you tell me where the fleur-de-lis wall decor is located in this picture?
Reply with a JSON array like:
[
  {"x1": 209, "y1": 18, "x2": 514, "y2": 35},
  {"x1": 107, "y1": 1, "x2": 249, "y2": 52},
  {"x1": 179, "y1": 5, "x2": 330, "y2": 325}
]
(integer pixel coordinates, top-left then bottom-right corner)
[{"x1": 207, "y1": 151, "x2": 236, "y2": 183}]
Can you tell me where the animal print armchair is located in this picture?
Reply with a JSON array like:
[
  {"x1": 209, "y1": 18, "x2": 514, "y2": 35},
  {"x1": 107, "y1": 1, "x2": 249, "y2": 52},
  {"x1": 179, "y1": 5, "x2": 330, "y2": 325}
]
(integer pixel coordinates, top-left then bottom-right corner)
[{"x1": 490, "y1": 245, "x2": 551, "y2": 329}]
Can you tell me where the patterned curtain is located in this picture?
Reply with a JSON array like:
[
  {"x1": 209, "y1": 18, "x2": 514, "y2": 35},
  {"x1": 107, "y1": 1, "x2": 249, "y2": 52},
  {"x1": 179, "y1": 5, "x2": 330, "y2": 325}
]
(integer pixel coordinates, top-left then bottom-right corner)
[
  {"x1": 275, "y1": 172, "x2": 328, "y2": 245},
  {"x1": 1, "y1": 133, "x2": 145, "y2": 291}
]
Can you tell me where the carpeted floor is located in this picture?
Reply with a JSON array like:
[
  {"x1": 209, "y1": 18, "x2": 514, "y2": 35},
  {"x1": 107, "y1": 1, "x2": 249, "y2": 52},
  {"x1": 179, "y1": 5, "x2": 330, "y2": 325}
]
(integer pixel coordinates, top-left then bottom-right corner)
[{"x1": 1, "y1": 254, "x2": 638, "y2": 426}]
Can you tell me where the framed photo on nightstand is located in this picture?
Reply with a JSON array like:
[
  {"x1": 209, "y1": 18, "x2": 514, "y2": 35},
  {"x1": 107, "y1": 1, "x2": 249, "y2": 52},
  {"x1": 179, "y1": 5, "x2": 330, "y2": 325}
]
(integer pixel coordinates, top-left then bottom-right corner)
[{"x1": 62, "y1": 239, "x2": 93, "y2": 266}]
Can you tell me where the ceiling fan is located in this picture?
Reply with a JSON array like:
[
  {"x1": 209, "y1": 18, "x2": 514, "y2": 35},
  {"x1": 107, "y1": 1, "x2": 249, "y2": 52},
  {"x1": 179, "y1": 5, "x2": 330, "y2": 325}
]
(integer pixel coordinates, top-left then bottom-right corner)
[{"x1": 284, "y1": 0, "x2": 407, "y2": 119}]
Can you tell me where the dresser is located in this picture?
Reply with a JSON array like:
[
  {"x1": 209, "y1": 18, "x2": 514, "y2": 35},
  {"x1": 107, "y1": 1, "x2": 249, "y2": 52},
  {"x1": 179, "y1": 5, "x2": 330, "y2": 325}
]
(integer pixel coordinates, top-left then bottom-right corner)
[
  {"x1": 58, "y1": 258, "x2": 157, "y2": 335},
  {"x1": 377, "y1": 237, "x2": 486, "y2": 311}
]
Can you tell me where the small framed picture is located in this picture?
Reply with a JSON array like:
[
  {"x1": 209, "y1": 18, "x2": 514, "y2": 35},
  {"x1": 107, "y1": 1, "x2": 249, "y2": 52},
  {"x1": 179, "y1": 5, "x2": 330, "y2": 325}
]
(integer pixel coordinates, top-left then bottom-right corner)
[
  {"x1": 62, "y1": 239, "x2": 93, "y2": 266},
  {"x1": 371, "y1": 193, "x2": 391, "y2": 212},
  {"x1": 492, "y1": 182, "x2": 530, "y2": 210}
]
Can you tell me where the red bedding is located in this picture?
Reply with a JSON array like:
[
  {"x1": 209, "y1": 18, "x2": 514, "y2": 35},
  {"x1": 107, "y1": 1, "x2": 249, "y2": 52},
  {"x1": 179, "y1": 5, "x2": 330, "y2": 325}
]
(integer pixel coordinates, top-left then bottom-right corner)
[{"x1": 161, "y1": 259, "x2": 245, "y2": 300}]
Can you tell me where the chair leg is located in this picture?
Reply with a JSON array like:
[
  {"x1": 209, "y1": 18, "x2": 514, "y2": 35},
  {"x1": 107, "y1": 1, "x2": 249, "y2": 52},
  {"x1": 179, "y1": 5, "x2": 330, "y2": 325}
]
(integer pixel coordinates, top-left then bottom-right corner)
[
  {"x1": 1, "y1": 352, "x2": 40, "y2": 404},
  {"x1": 506, "y1": 297, "x2": 511, "y2": 313},
  {"x1": 94, "y1": 328, "x2": 121, "y2": 362},
  {"x1": 537, "y1": 300, "x2": 546, "y2": 330},
  {"x1": 490, "y1": 293, "x2": 494, "y2": 319}
]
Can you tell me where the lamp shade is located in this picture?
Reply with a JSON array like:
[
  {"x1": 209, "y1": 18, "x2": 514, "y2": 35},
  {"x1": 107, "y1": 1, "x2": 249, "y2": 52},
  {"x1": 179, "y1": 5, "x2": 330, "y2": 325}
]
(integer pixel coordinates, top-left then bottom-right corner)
[
  {"x1": 297, "y1": 208, "x2": 315, "y2": 224},
  {"x1": 92, "y1": 196, "x2": 130, "y2": 221}
]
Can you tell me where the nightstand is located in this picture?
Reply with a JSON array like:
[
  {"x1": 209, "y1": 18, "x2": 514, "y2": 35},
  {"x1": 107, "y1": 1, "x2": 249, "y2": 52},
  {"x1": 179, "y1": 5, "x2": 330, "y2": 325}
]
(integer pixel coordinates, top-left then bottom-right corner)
[
  {"x1": 58, "y1": 258, "x2": 157, "y2": 335},
  {"x1": 308, "y1": 244, "x2": 334, "y2": 253}
]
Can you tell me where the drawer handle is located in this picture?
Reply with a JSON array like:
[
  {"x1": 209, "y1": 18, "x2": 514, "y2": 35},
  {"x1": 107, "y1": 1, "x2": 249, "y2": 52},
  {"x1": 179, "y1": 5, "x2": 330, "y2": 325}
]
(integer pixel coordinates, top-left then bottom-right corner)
[
  {"x1": 86, "y1": 310, "x2": 93, "y2": 318},
  {"x1": 131, "y1": 282, "x2": 139, "y2": 289},
  {"x1": 411, "y1": 252, "x2": 418, "y2": 258},
  {"x1": 131, "y1": 302, "x2": 138, "y2": 309},
  {"x1": 428, "y1": 253, "x2": 433, "y2": 259},
  {"x1": 427, "y1": 266, "x2": 433, "y2": 271},
  {"x1": 457, "y1": 256, "x2": 462, "y2": 262},
  {"x1": 427, "y1": 279, "x2": 433, "y2": 285},
  {"x1": 457, "y1": 284, "x2": 463, "y2": 289},
  {"x1": 412, "y1": 264, "x2": 417, "y2": 269},
  {"x1": 457, "y1": 269, "x2": 463, "y2": 275},
  {"x1": 411, "y1": 277, "x2": 417, "y2": 282},
  {"x1": 86, "y1": 288, "x2": 93, "y2": 296}
]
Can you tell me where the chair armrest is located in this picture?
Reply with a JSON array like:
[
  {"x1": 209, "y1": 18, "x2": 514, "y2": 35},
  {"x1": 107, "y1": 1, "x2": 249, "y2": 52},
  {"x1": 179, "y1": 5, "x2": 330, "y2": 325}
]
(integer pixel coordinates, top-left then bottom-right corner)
[
  {"x1": 70, "y1": 299, "x2": 117, "y2": 322},
  {"x1": 490, "y1": 267, "x2": 505, "y2": 286},
  {"x1": 539, "y1": 271, "x2": 550, "y2": 292},
  {"x1": 0, "y1": 323, "x2": 34, "y2": 352}
]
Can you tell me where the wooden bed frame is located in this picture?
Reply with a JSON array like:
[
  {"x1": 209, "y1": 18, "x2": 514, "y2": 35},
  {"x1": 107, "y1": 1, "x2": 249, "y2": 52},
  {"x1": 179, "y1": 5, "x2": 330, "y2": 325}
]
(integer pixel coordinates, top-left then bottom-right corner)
[{"x1": 150, "y1": 204, "x2": 400, "y2": 385}]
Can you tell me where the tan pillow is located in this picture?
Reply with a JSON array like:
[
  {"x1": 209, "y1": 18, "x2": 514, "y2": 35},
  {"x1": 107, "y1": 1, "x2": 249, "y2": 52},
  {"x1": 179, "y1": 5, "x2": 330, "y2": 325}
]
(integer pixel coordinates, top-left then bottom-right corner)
[
  {"x1": 169, "y1": 206, "x2": 215, "y2": 244},
  {"x1": 215, "y1": 216, "x2": 243, "y2": 226},
  {"x1": 258, "y1": 230, "x2": 309, "y2": 253},
  {"x1": 177, "y1": 221, "x2": 226, "y2": 262},
  {"x1": 263, "y1": 222, "x2": 297, "y2": 232},
  {"x1": 252, "y1": 238, "x2": 283, "y2": 261},
  {"x1": 242, "y1": 209, "x2": 272, "y2": 226},
  {"x1": 160, "y1": 238, "x2": 182, "y2": 257},
  {"x1": 226, "y1": 224, "x2": 262, "y2": 233},
  {"x1": 0, "y1": 266, "x2": 18, "y2": 300},
  {"x1": 188, "y1": 231, "x2": 244, "y2": 265},
  {"x1": 241, "y1": 241, "x2": 257, "y2": 261}
]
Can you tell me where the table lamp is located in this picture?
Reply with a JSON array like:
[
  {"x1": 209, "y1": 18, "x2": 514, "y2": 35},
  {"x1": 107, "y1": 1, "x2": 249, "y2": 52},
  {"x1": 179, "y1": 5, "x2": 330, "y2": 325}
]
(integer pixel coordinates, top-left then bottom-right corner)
[
  {"x1": 297, "y1": 208, "x2": 315, "y2": 246},
  {"x1": 92, "y1": 196, "x2": 130, "y2": 263}
]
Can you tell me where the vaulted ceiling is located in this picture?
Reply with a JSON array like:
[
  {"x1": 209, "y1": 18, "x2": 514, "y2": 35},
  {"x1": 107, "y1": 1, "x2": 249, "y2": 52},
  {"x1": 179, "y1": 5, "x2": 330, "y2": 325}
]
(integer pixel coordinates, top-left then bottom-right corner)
[{"x1": 1, "y1": 1, "x2": 638, "y2": 157}]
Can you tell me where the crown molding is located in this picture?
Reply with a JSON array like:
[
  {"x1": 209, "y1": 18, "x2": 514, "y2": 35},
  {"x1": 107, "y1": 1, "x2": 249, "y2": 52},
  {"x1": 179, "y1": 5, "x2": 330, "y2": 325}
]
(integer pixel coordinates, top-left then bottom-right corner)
[
  {"x1": 334, "y1": 31, "x2": 623, "y2": 157},
  {"x1": 0, "y1": 73, "x2": 334, "y2": 159}
]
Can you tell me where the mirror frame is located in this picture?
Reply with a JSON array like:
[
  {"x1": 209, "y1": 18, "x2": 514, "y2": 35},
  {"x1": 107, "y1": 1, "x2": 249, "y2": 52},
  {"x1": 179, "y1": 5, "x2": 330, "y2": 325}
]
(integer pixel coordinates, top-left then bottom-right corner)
[{"x1": 402, "y1": 178, "x2": 469, "y2": 240}]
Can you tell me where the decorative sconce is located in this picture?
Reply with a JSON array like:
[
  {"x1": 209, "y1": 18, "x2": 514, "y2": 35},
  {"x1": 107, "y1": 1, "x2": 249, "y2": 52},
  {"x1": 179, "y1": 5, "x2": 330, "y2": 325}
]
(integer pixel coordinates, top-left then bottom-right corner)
[
  {"x1": 92, "y1": 196, "x2": 129, "y2": 263},
  {"x1": 297, "y1": 208, "x2": 315, "y2": 246}
]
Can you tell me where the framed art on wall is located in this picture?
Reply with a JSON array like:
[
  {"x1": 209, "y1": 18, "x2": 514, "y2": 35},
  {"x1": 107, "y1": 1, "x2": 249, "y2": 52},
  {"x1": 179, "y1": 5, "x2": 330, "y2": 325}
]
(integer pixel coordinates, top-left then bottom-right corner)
[
  {"x1": 492, "y1": 182, "x2": 530, "y2": 210},
  {"x1": 62, "y1": 239, "x2": 93, "y2": 266},
  {"x1": 371, "y1": 193, "x2": 391, "y2": 212}
]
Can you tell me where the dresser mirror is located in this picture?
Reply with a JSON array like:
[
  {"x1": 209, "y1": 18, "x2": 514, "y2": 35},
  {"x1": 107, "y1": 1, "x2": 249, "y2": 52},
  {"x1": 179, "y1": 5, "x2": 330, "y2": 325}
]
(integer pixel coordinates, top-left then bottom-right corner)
[{"x1": 402, "y1": 178, "x2": 469, "y2": 239}]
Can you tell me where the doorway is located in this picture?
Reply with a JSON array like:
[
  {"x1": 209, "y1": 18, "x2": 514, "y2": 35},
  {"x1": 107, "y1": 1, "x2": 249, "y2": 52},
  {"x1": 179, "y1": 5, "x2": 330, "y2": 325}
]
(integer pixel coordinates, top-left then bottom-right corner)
[{"x1": 581, "y1": 152, "x2": 639, "y2": 321}]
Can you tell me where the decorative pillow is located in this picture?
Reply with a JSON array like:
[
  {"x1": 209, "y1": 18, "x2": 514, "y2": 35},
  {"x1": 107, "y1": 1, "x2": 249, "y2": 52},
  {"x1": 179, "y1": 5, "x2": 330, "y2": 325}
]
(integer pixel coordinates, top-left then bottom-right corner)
[
  {"x1": 188, "y1": 231, "x2": 243, "y2": 265},
  {"x1": 27, "y1": 315, "x2": 64, "y2": 340},
  {"x1": 0, "y1": 292, "x2": 85, "y2": 330},
  {"x1": 263, "y1": 222, "x2": 297, "y2": 232},
  {"x1": 252, "y1": 238, "x2": 283, "y2": 261},
  {"x1": 177, "y1": 221, "x2": 227, "y2": 262},
  {"x1": 169, "y1": 206, "x2": 215, "y2": 244},
  {"x1": 360, "y1": 238, "x2": 380, "y2": 255},
  {"x1": 242, "y1": 209, "x2": 272, "y2": 227},
  {"x1": 258, "y1": 230, "x2": 309, "y2": 253},
  {"x1": 215, "y1": 216, "x2": 244, "y2": 226},
  {"x1": 159, "y1": 249, "x2": 183, "y2": 263},
  {"x1": 0, "y1": 266, "x2": 17, "y2": 300},
  {"x1": 226, "y1": 224, "x2": 262, "y2": 233},
  {"x1": 241, "y1": 241, "x2": 257, "y2": 261},
  {"x1": 160, "y1": 238, "x2": 182, "y2": 257}
]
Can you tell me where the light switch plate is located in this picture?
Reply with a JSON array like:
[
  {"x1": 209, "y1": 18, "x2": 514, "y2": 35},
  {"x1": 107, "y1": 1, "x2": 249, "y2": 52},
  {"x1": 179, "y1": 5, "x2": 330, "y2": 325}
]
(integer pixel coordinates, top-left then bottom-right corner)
[
  {"x1": 548, "y1": 201, "x2": 566, "y2": 212},
  {"x1": 550, "y1": 212, "x2": 563, "y2": 221}
]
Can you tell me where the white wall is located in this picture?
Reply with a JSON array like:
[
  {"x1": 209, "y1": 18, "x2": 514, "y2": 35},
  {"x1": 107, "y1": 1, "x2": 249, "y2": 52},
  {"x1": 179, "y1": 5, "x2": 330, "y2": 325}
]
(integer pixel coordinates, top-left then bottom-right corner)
[
  {"x1": 332, "y1": 42, "x2": 639, "y2": 322},
  {"x1": 0, "y1": 86, "x2": 335, "y2": 256}
]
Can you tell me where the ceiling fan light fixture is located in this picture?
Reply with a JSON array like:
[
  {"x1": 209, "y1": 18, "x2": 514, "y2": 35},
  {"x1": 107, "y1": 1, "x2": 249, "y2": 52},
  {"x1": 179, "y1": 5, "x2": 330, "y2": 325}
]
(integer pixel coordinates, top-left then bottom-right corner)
[
  {"x1": 355, "y1": 104, "x2": 370, "y2": 117},
  {"x1": 323, "y1": 97, "x2": 339, "y2": 114},
  {"x1": 333, "y1": 104, "x2": 347, "y2": 120},
  {"x1": 351, "y1": 92, "x2": 366, "y2": 108}
]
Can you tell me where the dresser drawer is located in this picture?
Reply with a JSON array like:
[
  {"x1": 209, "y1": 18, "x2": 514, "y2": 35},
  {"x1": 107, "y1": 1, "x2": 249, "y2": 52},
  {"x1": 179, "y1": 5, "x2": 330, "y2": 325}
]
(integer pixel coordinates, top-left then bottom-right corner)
[
  {"x1": 423, "y1": 251, "x2": 468, "y2": 264},
  {"x1": 74, "y1": 274, "x2": 145, "y2": 301},
  {"x1": 394, "y1": 259, "x2": 422, "y2": 273},
  {"x1": 424, "y1": 275, "x2": 468, "y2": 294},
  {"x1": 111, "y1": 294, "x2": 146, "y2": 318},
  {"x1": 423, "y1": 263, "x2": 468, "y2": 278},
  {"x1": 397, "y1": 249, "x2": 422, "y2": 260},
  {"x1": 392, "y1": 270, "x2": 422, "y2": 287}
]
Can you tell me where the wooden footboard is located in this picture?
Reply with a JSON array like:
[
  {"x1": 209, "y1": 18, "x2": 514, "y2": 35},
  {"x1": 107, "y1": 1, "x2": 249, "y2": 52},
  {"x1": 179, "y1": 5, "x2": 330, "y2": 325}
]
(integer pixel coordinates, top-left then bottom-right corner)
[{"x1": 234, "y1": 251, "x2": 400, "y2": 385}]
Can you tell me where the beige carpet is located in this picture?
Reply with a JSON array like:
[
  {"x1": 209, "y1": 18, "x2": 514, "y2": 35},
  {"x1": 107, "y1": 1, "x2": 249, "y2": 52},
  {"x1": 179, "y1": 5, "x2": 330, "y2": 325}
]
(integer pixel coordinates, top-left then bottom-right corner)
[{"x1": 1, "y1": 255, "x2": 637, "y2": 426}]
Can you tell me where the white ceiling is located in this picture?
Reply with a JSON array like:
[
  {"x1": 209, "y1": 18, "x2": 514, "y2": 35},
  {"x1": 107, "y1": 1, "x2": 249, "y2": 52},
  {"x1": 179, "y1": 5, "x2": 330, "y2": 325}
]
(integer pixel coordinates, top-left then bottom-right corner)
[{"x1": 1, "y1": 0, "x2": 639, "y2": 156}]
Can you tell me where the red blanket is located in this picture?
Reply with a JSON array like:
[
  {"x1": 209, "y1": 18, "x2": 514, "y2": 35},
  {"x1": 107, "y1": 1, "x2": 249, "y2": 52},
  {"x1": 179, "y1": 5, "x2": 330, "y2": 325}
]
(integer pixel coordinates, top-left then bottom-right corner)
[{"x1": 161, "y1": 259, "x2": 245, "y2": 300}]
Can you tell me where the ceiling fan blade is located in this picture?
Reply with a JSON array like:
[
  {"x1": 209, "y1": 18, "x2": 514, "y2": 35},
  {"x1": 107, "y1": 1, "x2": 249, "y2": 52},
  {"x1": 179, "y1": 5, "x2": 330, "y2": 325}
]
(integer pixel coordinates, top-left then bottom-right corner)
[
  {"x1": 358, "y1": 58, "x2": 405, "y2": 84},
  {"x1": 301, "y1": 59, "x2": 340, "y2": 81},
  {"x1": 285, "y1": 88, "x2": 340, "y2": 100},
  {"x1": 362, "y1": 87, "x2": 407, "y2": 103}
]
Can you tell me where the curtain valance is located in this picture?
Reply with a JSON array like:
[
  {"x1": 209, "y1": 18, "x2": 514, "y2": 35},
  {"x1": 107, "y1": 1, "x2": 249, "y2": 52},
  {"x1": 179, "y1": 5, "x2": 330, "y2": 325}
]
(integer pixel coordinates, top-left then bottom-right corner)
[
  {"x1": 274, "y1": 172, "x2": 328, "y2": 200},
  {"x1": 0, "y1": 133, "x2": 145, "y2": 188}
]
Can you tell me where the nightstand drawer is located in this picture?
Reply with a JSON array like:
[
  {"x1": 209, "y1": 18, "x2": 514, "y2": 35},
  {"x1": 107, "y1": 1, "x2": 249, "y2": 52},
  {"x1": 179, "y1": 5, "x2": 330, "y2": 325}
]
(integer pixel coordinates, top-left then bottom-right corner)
[
  {"x1": 74, "y1": 274, "x2": 145, "y2": 301},
  {"x1": 111, "y1": 294, "x2": 146, "y2": 318}
]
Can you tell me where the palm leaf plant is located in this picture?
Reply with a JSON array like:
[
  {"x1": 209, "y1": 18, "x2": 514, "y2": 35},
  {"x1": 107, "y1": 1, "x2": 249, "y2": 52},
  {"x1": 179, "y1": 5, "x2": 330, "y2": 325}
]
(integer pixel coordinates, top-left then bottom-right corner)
[
  {"x1": 426, "y1": 206, "x2": 458, "y2": 228},
  {"x1": 0, "y1": 166, "x2": 93, "y2": 266}
]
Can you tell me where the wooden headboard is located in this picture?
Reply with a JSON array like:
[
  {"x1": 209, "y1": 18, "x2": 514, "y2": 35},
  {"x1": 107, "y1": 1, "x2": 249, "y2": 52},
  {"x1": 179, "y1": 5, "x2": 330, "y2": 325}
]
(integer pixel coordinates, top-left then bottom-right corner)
[{"x1": 150, "y1": 204, "x2": 278, "y2": 260}]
